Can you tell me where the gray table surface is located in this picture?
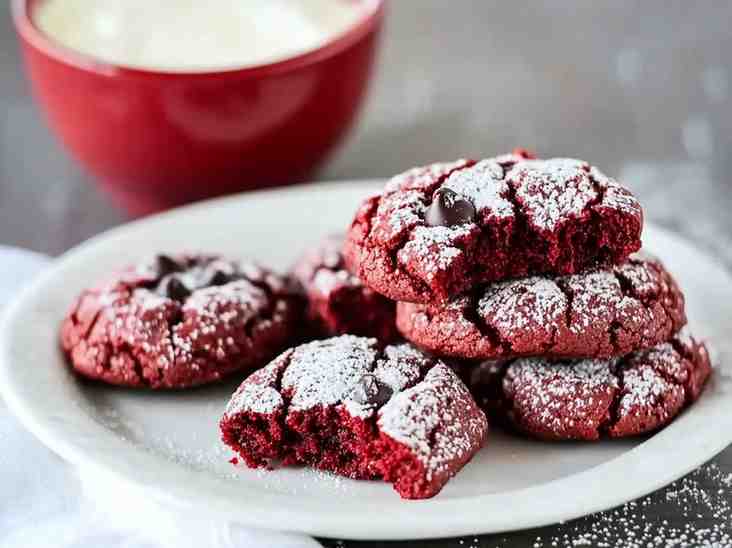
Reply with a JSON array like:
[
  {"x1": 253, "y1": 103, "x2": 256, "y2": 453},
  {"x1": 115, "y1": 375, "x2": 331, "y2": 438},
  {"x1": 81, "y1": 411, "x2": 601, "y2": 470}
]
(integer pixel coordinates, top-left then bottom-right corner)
[{"x1": 1, "y1": 2, "x2": 731, "y2": 546}]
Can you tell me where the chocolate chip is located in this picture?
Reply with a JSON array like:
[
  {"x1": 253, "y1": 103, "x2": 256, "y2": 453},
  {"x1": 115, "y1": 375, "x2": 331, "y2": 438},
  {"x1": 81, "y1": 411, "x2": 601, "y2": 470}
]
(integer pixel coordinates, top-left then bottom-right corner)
[
  {"x1": 206, "y1": 269, "x2": 232, "y2": 287},
  {"x1": 154, "y1": 254, "x2": 182, "y2": 277},
  {"x1": 347, "y1": 374, "x2": 393, "y2": 407},
  {"x1": 158, "y1": 275, "x2": 191, "y2": 301},
  {"x1": 425, "y1": 187, "x2": 476, "y2": 227}
]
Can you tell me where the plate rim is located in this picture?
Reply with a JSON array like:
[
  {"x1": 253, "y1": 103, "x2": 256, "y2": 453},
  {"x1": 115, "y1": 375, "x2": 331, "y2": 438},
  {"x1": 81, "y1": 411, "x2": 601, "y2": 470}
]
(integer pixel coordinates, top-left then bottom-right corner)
[{"x1": 1, "y1": 181, "x2": 731, "y2": 540}]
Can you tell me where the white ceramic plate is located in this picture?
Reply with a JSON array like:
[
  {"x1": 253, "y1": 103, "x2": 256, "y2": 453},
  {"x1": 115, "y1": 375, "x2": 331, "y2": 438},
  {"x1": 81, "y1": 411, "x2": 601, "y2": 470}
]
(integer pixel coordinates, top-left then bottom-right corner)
[{"x1": 1, "y1": 182, "x2": 731, "y2": 540}]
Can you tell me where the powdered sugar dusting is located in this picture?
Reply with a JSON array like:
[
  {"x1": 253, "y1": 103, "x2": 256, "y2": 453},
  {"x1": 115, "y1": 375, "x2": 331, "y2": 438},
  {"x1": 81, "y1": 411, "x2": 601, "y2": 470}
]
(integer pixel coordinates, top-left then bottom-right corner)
[
  {"x1": 615, "y1": 259, "x2": 660, "y2": 297},
  {"x1": 641, "y1": 342, "x2": 688, "y2": 381},
  {"x1": 563, "y1": 270, "x2": 629, "y2": 333},
  {"x1": 371, "y1": 190, "x2": 427, "y2": 245},
  {"x1": 282, "y1": 335, "x2": 379, "y2": 411},
  {"x1": 173, "y1": 280, "x2": 271, "y2": 364},
  {"x1": 134, "y1": 289, "x2": 169, "y2": 312},
  {"x1": 229, "y1": 336, "x2": 444, "y2": 418},
  {"x1": 442, "y1": 159, "x2": 513, "y2": 218},
  {"x1": 479, "y1": 277, "x2": 567, "y2": 339},
  {"x1": 223, "y1": 336, "x2": 487, "y2": 493},
  {"x1": 356, "y1": 153, "x2": 642, "y2": 300},
  {"x1": 496, "y1": 333, "x2": 711, "y2": 440},
  {"x1": 384, "y1": 159, "x2": 472, "y2": 194},
  {"x1": 505, "y1": 357, "x2": 619, "y2": 435},
  {"x1": 591, "y1": 165, "x2": 644, "y2": 217},
  {"x1": 399, "y1": 224, "x2": 474, "y2": 282},
  {"x1": 618, "y1": 361, "x2": 681, "y2": 417},
  {"x1": 374, "y1": 154, "x2": 640, "y2": 246},
  {"x1": 182, "y1": 280, "x2": 266, "y2": 320},
  {"x1": 225, "y1": 356, "x2": 286, "y2": 415},
  {"x1": 378, "y1": 364, "x2": 487, "y2": 481},
  {"x1": 64, "y1": 253, "x2": 300, "y2": 389},
  {"x1": 108, "y1": 292, "x2": 177, "y2": 371},
  {"x1": 405, "y1": 256, "x2": 680, "y2": 358},
  {"x1": 507, "y1": 158, "x2": 597, "y2": 232},
  {"x1": 385, "y1": 191, "x2": 426, "y2": 234},
  {"x1": 344, "y1": 342, "x2": 432, "y2": 419},
  {"x1": 429, "y1": 462, "x2": 732, "y2": 548},
  {"x1": 373, "y1": 343, "x2": 431, "y2": 392}
]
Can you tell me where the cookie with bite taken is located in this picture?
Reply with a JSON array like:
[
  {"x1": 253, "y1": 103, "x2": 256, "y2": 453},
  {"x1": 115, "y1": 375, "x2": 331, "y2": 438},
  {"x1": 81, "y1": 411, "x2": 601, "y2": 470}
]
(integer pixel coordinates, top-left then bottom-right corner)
[
  {"x1": 344, "y1": 150, "x2": 643, "y2": 304},
  {"x1": 220, "y1": 335, "x2": 488, "y2": 499}
]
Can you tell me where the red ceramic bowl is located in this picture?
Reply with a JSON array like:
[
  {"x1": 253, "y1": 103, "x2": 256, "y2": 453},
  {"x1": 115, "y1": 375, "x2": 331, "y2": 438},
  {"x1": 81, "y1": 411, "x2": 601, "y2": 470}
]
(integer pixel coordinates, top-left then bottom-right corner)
[{"x1": 13, "y1": 0, "x2": 384, "y2": 215}]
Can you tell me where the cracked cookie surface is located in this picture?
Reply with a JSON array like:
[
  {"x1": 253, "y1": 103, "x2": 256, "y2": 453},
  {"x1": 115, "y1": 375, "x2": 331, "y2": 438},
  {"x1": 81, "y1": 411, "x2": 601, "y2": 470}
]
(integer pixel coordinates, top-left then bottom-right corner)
[
  {"x1": 219, "y1": 335, "x2": 488, "y2": 499},
  {"x1": 344, "y1": 150, "x2": 643, "y2": 304},
  {"x1": 60, "y1": 254, "x2": 303, "y2": 389},
  {"x1": 396, "y1": 256, "x2": 686, "y2": 360},
  {"x1": 292, "y1": 234, "x2": 398, "y2": 342},
  {"x1": 465, "y1": 330, "x2": 711, "y2": 440}
]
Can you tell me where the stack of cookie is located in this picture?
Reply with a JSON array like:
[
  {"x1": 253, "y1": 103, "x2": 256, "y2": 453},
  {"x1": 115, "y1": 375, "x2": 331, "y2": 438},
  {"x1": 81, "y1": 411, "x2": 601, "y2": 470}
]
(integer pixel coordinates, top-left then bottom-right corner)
[{"x1": 343, "y1": 150, "x2": 711, "y2": 442}]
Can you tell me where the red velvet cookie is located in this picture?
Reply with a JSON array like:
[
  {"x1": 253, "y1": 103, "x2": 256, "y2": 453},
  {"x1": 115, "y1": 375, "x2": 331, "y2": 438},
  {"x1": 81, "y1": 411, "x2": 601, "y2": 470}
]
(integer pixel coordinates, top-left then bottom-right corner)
[
  {"x1": 344, "y1": 150, "x2": 643, "y2": 303},
  {"x1": 220, "y1": 335, "x2": 488, "y2": 499},
  {"x1": 292, "y1": 235, "x2": 398, "y2": 342},
  {"x1": 397, "y1": 256, "x2": 686, "y2": 360},
  {"x1": 61, "y1": 254, "x2": 302, "y2": 389},
  {"x1": 466, "y1": 330, "x2": 711, "y2": 440}
]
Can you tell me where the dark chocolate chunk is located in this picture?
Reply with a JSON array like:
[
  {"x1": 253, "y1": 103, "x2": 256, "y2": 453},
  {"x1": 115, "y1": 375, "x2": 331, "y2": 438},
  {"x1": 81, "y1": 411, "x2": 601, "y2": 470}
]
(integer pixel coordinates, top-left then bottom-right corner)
[
  {"x1": 155, "y1": 254, "x2": 182, "y2": 278},
  {"x1": 425, "y1": 188, "x2": 476, "y2": 227},
  {"x1": 194, "y1": 266, "x2": 232, "y2": 289},
  {"x1": 158, "y1": 275, "x2": 191, "y2": 301},
  {"x1": 206, "y1": 268, "x2": 232, "y2": 287},
  {"x1": 347, "y1": 374, "x2": 393, "y2": 407}
]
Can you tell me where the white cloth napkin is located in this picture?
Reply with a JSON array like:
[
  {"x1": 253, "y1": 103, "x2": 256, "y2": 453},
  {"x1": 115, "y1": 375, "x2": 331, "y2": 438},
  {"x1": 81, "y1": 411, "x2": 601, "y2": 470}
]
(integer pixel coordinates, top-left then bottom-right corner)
[{"x1": 0, "y1": 246, "x2": 321, "y2": 548}]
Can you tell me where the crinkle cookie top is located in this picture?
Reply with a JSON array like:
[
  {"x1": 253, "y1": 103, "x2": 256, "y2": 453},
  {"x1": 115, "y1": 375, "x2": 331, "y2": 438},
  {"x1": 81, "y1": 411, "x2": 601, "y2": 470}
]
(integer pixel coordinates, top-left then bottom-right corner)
[
  {"x1": 345, "y1": 150, "x2": 644, "y2": 303},
  {"x1": 224, "y1": 335, "x2": 488, "y2": 481},
  {"x1": 61, "y1": 254, "x2": 301, "y2": 389},
  {"x1": 467, "y1": 329, "x2": 712, "y2": 440},
  {"x1": 396, "y1": 255, "x2": 686, "y2": 359}
]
